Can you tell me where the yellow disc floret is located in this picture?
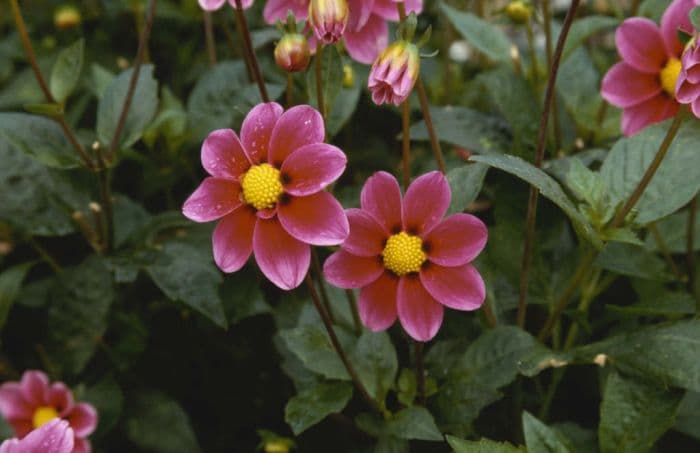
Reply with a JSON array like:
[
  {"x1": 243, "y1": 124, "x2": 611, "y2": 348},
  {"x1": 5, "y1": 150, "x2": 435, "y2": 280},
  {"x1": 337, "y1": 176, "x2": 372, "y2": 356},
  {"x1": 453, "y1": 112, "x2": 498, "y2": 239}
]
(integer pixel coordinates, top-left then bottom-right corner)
[
  {"x1": 661, "y1": 58, "x2": 682, "y2": 97},
  {"x1": 32, "y1": 406, "x2": 59, "y2": 429},
  {"x1": 382, "y1": 232, "x2": 426, "y2": 276},
  {"x1": 241, "y1": 163, "x2": 284, "y2": 210}
]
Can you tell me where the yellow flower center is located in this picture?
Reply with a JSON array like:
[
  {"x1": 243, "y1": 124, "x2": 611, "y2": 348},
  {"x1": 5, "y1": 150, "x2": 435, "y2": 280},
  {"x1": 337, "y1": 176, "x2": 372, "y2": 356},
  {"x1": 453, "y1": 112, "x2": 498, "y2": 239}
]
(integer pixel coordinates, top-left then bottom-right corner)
[
  {"x1": 32, "y1": 406, "x2": 59, "y2": 429},
  {"x1": 382, "y1": 232, "x2": 426, "y2": 276},
  {"x1": 660, "y1": 58, "x2": 682, "y2": 97},
  {"x1": 240, "y1": 163, "x2": 284, "y2": 210}
]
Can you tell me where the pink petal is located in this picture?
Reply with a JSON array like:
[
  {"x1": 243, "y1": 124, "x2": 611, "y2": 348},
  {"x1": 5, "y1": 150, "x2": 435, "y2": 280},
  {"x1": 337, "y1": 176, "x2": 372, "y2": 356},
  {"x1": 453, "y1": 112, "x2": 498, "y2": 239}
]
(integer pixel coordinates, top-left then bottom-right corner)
[
  {"x1": 360, "y1": 171, "x2": 403, "y2": 232},
  {"x1": 19, "y1": 371, "x2": 49, "y2": 407},
  {"x1": 402, "y1": 171, "x2": 450, "y2": 234},
  {"x1": 660, "y1": 0, "x2": 695, "y2": 57},
  {"x1": 344, "y1": 14, "x2": 389, "y2": 64},
  {"x1": 253, "y1": 217, "x2": 310, "y2": 290},
  {"x1": 226, "y1": 0, "x2": 254, "y2": 8},
  {"x1": 348, "y1": 0, "x2": 374, "y2": 32},
  {"x1": 0, "y1": 419, "x2": 74, "y2": 453},
  {"x1": 72, "y1": 438, "x2": 90, "y2": 453},
  {"x1": 213, "y1": 207, "x2": 256, "y2": 273},
  {"x1": 601, "y1": 62, "x2": 663, "y2": 108},
  {"x1": 268, "y1": 105, "x2": 325, "y2": 166},
  {"x1": 358, "y1": 271, "x2": 398, "y2": 331},
  {"x1": 198, "y1": 0, "x2": 225, "y2": 10},
  {"x1": 420, "y1": 263, "x2": 485, "y2": 311},
  {"x1": 240, "y1": 102, "x2": 283, "y2": 165},
  {"x1": 0, "y1": 383, "x2": 32, "y2": 420},
  {"x1": 615, "y1": 18, "x2": 666, "y2": 73},
  {"x1": 182, "y1": 177, "x2": 242, "y2": 222},
  {"x1": 424, "y1": 214, "x2": 488, "y2": 266},
  {"x1": 621, "y1": 94, "x2": 679, "y2": 136},
  {"x1": 280, "y1": 143, "x2": 347, "y2": 196},
  {"x1": 372, "y1": 0, "x2": 422, "y2": 21},
  {"x1": 342, "y1": 208, "x2": 387, "y2": 257},
  {"x1": 396, "y1": 276, "x2": 443, "y2": 342},
  {"x1": 45, "y1": 384, "x2": 74, "y2": 417},
  {"x1": 692, "y1": 96, "x2": 700, "y2": 118},
  {"x1": 264, "y1": 0, "x2": 309, "y2": 24},
  {"x1": 278, "y1": 191, "x2": 349, "y2": 245},
  {"x1": 676, "y1": 78, "x2": 700, "y2": 103},
  {"x1": 323, "y1": 250, "x2": 385, "y2": 289},
  {"x1": 66, "y1": 403, "x2": 97, "y2": 438},
  {"x1": 201, "y1": 129, "x2": 251, "y2": 179}
]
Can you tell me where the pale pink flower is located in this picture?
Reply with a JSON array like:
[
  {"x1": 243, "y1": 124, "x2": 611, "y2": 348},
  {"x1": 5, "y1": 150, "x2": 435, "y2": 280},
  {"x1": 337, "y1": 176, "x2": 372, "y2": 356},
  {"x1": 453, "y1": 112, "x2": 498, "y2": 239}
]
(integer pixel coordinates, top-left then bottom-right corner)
[
  {"x1": 323, "y1": 171, "x2": 488, "y2": 342},
  {"x1": 368, "y1": 40, "x2": 420, "y2": 105},
  {"x1": 601, "y1": 0, "x2": 696, "y2": 135},
  {"x1": 675, "y1": 41, "x2": 700, "y2": 117},
  {"x1": 0, "y1": 371, "x2": 97, "y2": 453},
  {"x1": 182, "y1": 103, "x2": 349, "y2": 290},
  {"x1": 198, "y1": 0, "x2": 253, "y2": 10},
  {"x1": 0, "y1": 419, "x2": 74, "y2": 453},
  {"x1": 308, "y1": 0, "x2": 349, "y2": 44}
]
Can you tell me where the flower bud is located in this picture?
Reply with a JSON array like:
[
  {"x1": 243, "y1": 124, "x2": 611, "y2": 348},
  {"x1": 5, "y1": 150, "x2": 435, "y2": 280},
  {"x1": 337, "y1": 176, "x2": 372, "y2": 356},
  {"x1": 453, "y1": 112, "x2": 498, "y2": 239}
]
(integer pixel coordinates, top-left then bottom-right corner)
[
  {"x1": 308, "y1": 0, "x2": 349, "y2": 45},
  {"x1": 505, "y1": 1, "x2": 532, "y2": 24},
  {"x1": 676, "y1": 41, "x2": 700, "y2": 118},
  {"x1": 54, "y1": 5, "x2": 81, "y2": 30},
  {"x1": 274, "y1": 34, "x2": 311, "y2": 73},
  {"x1": 368, "y1": 40, "x2": 420, "y2": 106}
]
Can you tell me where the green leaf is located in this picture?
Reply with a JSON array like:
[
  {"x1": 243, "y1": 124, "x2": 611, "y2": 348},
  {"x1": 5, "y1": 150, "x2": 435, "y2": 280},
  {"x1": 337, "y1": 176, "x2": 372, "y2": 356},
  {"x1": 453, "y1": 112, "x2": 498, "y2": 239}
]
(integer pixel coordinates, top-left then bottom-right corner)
[
  {"x1": 386, "y1": 407, "x2": 443, "y2": 441},
  {"x1": 220, "y1": 271, "x2": 270, "y2": 324},
  {"x1": 306, "y1": 45, "x2": 343, "y2": 116},
  {"x1": 145, "y1": 242, "x2": 228, "y2": 328},
  {"x1": 440, "y1": 3, "x2": 512, "y2": 63},
  {"x1": 522, "y1": 411, "x2": 573, "y2": 453},
  {"x1": 127, "y1": 390, "x2": 201, "y2": 453},
  {"x1": 562, "y1": 16, "x2": 618, "y2": 60},
  {"x1": 284, "y1": 381, "x2": 353, "y2": 435},
  {"x1": 326, "y1": 79, "x2": 361, "y2": 137},
  {"x1": 279, "y1": 323, "x2": 352, "y2": 380},
  {"x1": 96, "y1": 64, "x2": 158, "y2": 150},
  {"x1": 575, "y1": 320, "x2": 700, "y2": 392},
  {"x1": 471, "y1": 154, "x2": 601, "y2": 247},
  {"x1": 594, "y1": 242, "x2": 671, "y2": 281},
  {"x1": 600, "y1": 120, "x2": 700, "y2": 225},
  {"x1": 0, "y1": 262, "x2": 33, "y2": 332},
  {"x1": 606, "y1": 291, "x2": 695, "y2": 316},
  {"x1": 24, "y1": 102, "x2": 64, "y2": 118},
  {"x1": 599, "y1": 372, "x2": 683, "y2": 453},
  {"x1": 409, "y1": 106, "x2": 509, "y2": 156},
  {"x1": 351, "y1": 330, "x2": 398, "y2": 401},
  {"x1": 83, "y1": 375, "x2": 124, "y2": 438},
  {"x1": 46, "y1": 256, "x2": 116, "y2": 375},
  {"x1": 675, "y1": 391, "x2": 700, "y2": 440},
  {"x1": 50, "y1": 39, "x2": 84, "y2": 103},
  {"x1": 447, "y1": 435, "x2": 525, "y2": 452},
  {"x1": 0, "y1": 113, "x2": 80, "y2": 168},
  {"x1": 644, "y1": 211, "x2": 700, "y2": 253},
  {"x1": 446, "y1": 163, "x2": 489, "y2": 214},
  {"x1": 691, "y1": 6, "x2": 700, "y2": 32}
]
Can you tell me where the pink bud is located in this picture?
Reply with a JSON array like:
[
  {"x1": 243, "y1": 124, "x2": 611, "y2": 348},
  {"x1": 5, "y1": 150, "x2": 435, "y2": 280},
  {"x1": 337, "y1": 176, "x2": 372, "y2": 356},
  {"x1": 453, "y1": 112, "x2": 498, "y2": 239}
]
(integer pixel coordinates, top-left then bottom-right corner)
[
  {"x1": 274, "y1": 34, "x2": 311, "y2": 73},
  {"x1": 308, "y1": 0, "x2": 349, "y2": 45},
  {"x1": 368, "y1": 40, "x2": 420, "y2": 106},
  {"x1": 676, "y1": 41, "x2": 700, "y2": 118}
]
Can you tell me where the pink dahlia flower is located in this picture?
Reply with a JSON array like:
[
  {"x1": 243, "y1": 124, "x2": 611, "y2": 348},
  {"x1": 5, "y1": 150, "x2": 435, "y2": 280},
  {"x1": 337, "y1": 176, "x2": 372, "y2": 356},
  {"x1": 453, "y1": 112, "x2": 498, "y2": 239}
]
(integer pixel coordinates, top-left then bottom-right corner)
[
  {"x1": 0, "y1": 419, "x2": 74, "y2": 453},
  {"x1": 368, "y1": 40, "x2": 420, "y2": 105},
  {"x1": 323, "y1": 171, "x2": 488, "y2": 342},
  {"x1": 676, "y1": 42, "x2": 700, "y2": 117},
  {"x1": 182, "y1": 103, "x2": 349, "y2": 290},
  {"x1": 263, "y1": 0, "x2": 422, "y2": 64},
  {"x1": 601, "y1": 0, "x2": 696, "y2": 135},
  {"x1": 0, "y1": 371, "x2": 97, "y2": 453},
  {"x1": 198, "y1": 0, "x2": 253, "y2": 10}
]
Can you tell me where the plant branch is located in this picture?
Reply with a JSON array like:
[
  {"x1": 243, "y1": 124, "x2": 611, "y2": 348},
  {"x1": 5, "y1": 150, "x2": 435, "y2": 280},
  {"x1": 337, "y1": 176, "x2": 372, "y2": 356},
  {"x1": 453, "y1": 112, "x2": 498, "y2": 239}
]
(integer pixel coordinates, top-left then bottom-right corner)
[
  {"x1": 344, "y1": 289, "x2": 362, "y2": 335},
  {"x1": 234, "y1": 0, "x2": 269, "y2": 102},
  {"x1": 541, "y1": 0, "x2": 561, "y2": 150},
  {"x1": 414, "y1": 341, "x2": 426, "y2": 405},
  {"x1": 315, "y1": 42, "x2": 325, "y2": 119},
  {"x1": 401, "y1": 98, "x2": 411, "y2": 190},
  {"x1": 204, "y1": 11, "x2": 217, "y2": 67}
]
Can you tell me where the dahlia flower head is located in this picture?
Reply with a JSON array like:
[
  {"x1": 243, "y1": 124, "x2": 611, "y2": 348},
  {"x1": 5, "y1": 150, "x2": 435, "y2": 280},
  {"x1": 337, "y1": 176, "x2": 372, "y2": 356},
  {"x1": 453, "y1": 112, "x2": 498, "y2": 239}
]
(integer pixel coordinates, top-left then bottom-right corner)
[
  {"x1": 601, "y1": 0, "x2": 699, "y2": 135},
  {"x1": 263, "y1": 0, "x2": 423, "y2": 64},
  {"x1": 198, "y1": 0, "x2": 253, "y2": 10},
  {"x1": 0, "y1": 371, "x2": 97, "y2": 453},
  {"x1": 308, "y1": 0, "x2": 350, "y2": 45},
  {"x1": 0, "y1": 419, "x2": 74, "y2": 453},
  {"x1": 676, "y1": 40, "x2": 700, "y2": 117},
  {"x1": 368, "y1": 39, "x2": 420, "y2": 106},
  {"x1": 323, "y1": 171, "x2": 488, "y2": 342},
  {"x1": 182, "y1": 103, "x2": 349, "y2": 290}
]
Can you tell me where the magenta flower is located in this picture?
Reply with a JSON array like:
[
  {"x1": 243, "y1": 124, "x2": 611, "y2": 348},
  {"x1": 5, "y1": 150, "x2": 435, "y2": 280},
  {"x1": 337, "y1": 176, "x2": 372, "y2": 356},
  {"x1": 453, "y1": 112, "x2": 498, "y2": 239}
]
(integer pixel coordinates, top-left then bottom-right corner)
[
  {"x1": 198, "y1": 0, "x2": 253, "y2": 10},
  {"x1": 368, "y1": 40, "x2": 420, "y2": 105},
  {"x1": 263, "y1": 0, "x2": 422, "y2": 64},
  {"x1": 309, "y1": 0, "x2": 349, "y2": 44},
  {"x1": 0, "y1": 419, "x2": 74, "y2": 453},
  {"x1": 0, "y1": 371, "x2": 97, "y2": 453},
  {"x1": 601, "y1": 0, "x2": 696, "y2": 135},
  {"x1": 676, "y1": 42, "x2": 700, "y2": 117},
  {"x1": 323, "y1": 171, "x2": 488, "y2": 342},
  {"x1": 182, "y1": 103, "x2": 349, "y2": 290}
]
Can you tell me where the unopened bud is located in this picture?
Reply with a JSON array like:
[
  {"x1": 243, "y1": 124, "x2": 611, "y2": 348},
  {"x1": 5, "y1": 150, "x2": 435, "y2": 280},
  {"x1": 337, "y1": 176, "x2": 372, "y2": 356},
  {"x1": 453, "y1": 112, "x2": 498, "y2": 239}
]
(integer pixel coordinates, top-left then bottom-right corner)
[
  {"x1": 54, "y1": 5, "x2": 82, "y2": 29},
  {"x1": 505, "y1": 1, "x2": 532, "y2": 24},
  {"x1": 368, "y1": 40, "x2": 420, "y2": 106},
  {"x1": 274, "y1": 34, "x2": 311, "y2": 73},
  {"x1": 308, "y1": 0, "x2": 349, "y2": 45}
]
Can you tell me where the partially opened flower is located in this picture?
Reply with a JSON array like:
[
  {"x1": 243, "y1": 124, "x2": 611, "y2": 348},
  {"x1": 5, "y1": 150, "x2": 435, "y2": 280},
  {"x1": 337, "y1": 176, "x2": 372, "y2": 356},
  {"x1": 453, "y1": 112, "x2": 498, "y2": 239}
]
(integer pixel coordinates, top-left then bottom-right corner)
[
  {"x1": 601, "y1": 0, "x2": 696, "y2": 135},
  {"x1": 676, "y1": 41, "x2": 700, "y2": 116},
  {"x1": 198, "y1": 0, "x2": 253, "y2": 10},
  {"x1": 0, "y1": 371, "x2": 97, "y2": 453},
  {"x1": 323, "y1": 171, "x2": 488, "y2": 342},
  {"x1": 368, "y1": 40, "x2": 420, "y2": 105},
  {"x1": 182, "y1": 103, "x2": 349, "y2": 290},
  {"x1": 309, "y1": 0, "x2": 349, "y2": 44},
  {"x1": 0, "y1": 419, "x2": 74, "y2": 453}
]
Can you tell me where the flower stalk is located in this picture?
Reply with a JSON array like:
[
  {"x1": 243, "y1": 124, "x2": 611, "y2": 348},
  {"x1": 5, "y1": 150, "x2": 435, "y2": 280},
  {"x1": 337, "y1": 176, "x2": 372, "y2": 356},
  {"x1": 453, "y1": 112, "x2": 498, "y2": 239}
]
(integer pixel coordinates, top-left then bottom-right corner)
[
  {"x1": 233, "y1": 0, "x2": 269, "y2": 102},
  {"x1": 204, "y1": 11, "x2": 217, "y2": 67},
  {"x1": 315, "y1": 42, "x2": 326, "y2": 120}
]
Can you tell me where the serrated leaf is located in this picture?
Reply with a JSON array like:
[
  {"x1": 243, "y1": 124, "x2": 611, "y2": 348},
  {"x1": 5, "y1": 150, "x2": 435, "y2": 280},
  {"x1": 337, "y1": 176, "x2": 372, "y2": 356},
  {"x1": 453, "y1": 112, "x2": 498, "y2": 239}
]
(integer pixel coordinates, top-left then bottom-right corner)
[
  {"x1": 599, "y1": 372, "x2": 682, "y2": 453},
  {"x1": 50, "y1": 39, "x2": 84, "y2": 103},
  {"x1": 284, "y1": 381, "x2": 352, "y2": 435},
  {"x1": 675, "y1": 391, "x2": 700, "y2": 440},
  {"x1": 594, "y1": 242, "x2": 671, "y2": 281},
  {"x1": 471, "y1": 154, "x2": 601, "y2": 247},
  {"x1": 351, "y1": 330, "x2": 398, "y2": 401},
  {"x1": 386, "y1": 407, "x2": 443, "y2": 441},
  {"x1": 447, "y1": 435, "x2": 525, "y2": 452},
  {"x1": 0, "y1": 112, "x2": 80, "y2": 168},
  {"x1": 97, "y1": 64, "x2": 158, "y2": 149},
  {"x1": 522, "y1": 411, "x2": 574, "y2": 453},
  {"x1": 0, "y1": 262, "x2": 33, "y2": 332},
  {"x1": 279, "y1": 323, "x2": 352, "y2": 380},
  {"x1": 307, "y1": 45, "x2": 343, "y2": 116},
  {"x1": 440, "y1": 3, "x2": 511, "y2": 63},
  {"x1": 644, "y1": 211, "x2": 700, "y2": 253}
]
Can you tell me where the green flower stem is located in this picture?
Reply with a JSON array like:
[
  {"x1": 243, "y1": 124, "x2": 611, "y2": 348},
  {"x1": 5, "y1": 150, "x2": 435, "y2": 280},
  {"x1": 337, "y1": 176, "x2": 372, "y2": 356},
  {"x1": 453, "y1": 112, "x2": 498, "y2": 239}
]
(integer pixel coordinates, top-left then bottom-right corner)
[
  {"x1": 27, "y1": 237, "x2": 62, "y2": 274},
  {"x1": 344, "y1": 289, "x2": 362, "y2": 336},
  {"x1": 311, "y1": 249, "x2": 335, "y2": 323},
  {"x1": 401, "y1": 99, "x2": 411, "y2": 190},
  {"x1": 649, "y1": 223, "x2": 684, "y2": 281},
  {"x1": 414, "y1": 341, "x2": 426, "y2": 405},
  {"x1": 233, "y1": 0, "x2": 269, "y2": 102},
  {"x1": 541, "y1": 0, "x2": 562, "y2": 151},
  {"x1": 315, "y1": 42, "x2": 326, "y2": 120},
  {"x1": 517, "y1": 0, "x2": 581, "y2": 329},
  {"x1": 204, "y1": 11, "x2": 217, "y2": 67}
]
